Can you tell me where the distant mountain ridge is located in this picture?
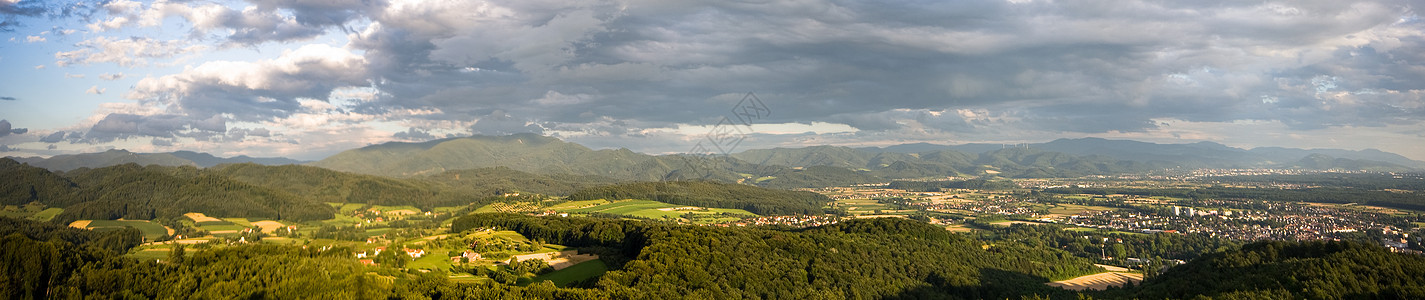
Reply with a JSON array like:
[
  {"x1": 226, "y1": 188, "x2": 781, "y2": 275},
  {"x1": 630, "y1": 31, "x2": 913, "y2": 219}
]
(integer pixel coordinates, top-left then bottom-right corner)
[
  {"x1": 7, "y1": 149, "x2": 305, "y2": 171},
  {"x1": 8, "y1": 136, "x2": 1418, "y2": 187},
  {"x1": 855, "y1": 138, "x2": 1425, "y2": 170}
]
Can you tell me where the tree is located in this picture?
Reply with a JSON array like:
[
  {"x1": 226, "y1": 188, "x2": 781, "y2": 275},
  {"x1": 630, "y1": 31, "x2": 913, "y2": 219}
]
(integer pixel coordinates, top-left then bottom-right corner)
[{"x1": 169, "y1": 244, "x2": 185, "y2": 264}]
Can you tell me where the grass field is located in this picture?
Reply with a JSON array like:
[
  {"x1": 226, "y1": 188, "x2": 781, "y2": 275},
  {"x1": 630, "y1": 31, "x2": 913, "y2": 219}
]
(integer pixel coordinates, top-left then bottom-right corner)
[
  {"x1": 563, "y1": 200, "x2": 755, "y2": 223},
  {"x1": 526, "y1": 259, "x2": 608, "y2": 287},
  {"x1": 1, "y1": 204, "x2": 62, "y2": 221},
  {"x1": 196, "y1": 219, "x2": 247, "y2": 235},
  {"x1": 84, "y1": 220, "x2": 169, "y2": 240},
  {"x1": 545, "y1": 200, "x2": 611, "y2": 210},
  {"x1": 1048, "y1": 204, "x2": 1117, "y2": 215},
  {"x1": 30, "y1": 207, "x2": 63, "y2": 221}
]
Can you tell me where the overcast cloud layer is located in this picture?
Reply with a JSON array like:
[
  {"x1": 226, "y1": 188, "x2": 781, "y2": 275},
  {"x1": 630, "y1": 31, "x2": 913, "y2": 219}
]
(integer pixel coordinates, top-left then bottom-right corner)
[{"x1": 0, "y1": 0, "x2": 1422, "y2": 160}]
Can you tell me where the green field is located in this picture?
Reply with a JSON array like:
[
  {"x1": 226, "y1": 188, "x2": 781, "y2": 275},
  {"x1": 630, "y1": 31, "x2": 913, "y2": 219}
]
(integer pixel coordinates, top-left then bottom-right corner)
[
  {"x1": 545, "y1": 199, "x2": 611, "y2": 210},
  {"x1": 526, "y1": 259, "x2": 608, "y2": 287},
  {"x1": 1048, "y1": 204, "x2": 1118, "y2": 215},
  {"x1": 564, "y1": 200, "x2": 755, "y2": 223},
  {"x1": 85, "y1": 220, "x2": 169, "y2": 240},
  {"x1": 196, "y1": 219, "x2": 247, "y2": 234},
  {"x1": 31, "y1": 208, "x2": 63, "y2": 221},
  {"x1": 1, "y1": 204, "x2": 62, "y2": 221}
]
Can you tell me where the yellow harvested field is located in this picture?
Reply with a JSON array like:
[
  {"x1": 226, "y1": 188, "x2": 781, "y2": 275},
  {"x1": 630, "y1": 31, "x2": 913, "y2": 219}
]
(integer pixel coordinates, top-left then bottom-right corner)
[
  {"x1": 944, "y1": 225, "x2": 972, "y2": 232},
  {"x1": 1047, "y1": 271, "x2": 1143, "y2": 291},
  {"x1": 249, "y1": 220, "x2": 286, "y2": 233},
  {"x1": 1095, "y1": 264, "x2": 1130, "y2": 272},
  {"x1": 386, "y1": 209, "x2": 419, "y2": 215},
  {"x1": 184, "y1": 212, "x2": 222, "y2": 223},
  {"x1": 173, "y1": 238, "x2": 212, "y2": 245},
  {"x1": 209, "y1": 230, "x2": 238, "y2": 234},
  {"x1": 68, "y1": 220, "x2": 92, "y2": 229}
]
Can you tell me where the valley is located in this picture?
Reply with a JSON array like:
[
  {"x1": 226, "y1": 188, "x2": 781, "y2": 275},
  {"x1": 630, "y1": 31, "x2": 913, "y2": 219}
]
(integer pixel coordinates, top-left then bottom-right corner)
[{"x1": 3, "y1": 135, "x2": 1425, "y2": 299}]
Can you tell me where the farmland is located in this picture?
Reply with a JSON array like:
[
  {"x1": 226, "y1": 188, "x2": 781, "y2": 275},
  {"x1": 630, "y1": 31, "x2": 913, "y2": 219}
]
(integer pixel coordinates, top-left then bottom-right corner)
[{"x1": 72, "y1": 219, "x2": 171, "y2": 240}]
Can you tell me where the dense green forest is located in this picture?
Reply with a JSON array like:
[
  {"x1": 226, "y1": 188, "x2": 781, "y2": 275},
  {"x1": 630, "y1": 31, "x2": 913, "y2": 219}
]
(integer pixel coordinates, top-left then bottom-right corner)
[
  {"x1": 0, "y1": 158, "x2": 625, "y2": 223},
  {"x1": 565, "y1": 181, "x2": 833, "y2": 215},
  {"x1": 1121, "y1": 240, "x2": 1425, "y2": 299},
  {"x1": 455, "y1": 213, "x2": 1102, "y2": 298}
]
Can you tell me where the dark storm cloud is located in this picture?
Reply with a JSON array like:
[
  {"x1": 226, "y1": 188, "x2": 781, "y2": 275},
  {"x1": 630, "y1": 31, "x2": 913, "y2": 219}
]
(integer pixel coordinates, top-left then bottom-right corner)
[{"x1": 0, "y1": 96, "x2": 16, "y2": 101}]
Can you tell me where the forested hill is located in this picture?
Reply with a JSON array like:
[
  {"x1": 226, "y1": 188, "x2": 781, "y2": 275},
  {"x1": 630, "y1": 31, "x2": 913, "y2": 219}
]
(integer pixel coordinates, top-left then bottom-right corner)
[
  {"x1": 565, "y1": 181, "x2": 832, "y2": 215},
  {"x1": 55, "y1": 163, "x2": 336, "y2": 223},
  {"x1": 2, "y1": 158, "x2": 609, "y2": 223},
  {"x1": 7, "y1": 149, "x2": 304, "y2": 171},
  {"x1": 1122, "y1": 240, "x2": 1425, "y2": 299}
]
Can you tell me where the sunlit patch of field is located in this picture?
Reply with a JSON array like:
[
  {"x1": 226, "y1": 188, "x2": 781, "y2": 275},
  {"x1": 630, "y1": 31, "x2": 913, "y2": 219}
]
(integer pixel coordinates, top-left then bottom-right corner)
[
  {"x1": 563, "y1": 200, "x2": 755, "y2": 223},
  {"x1": 249, "y1": 220, "x2": 287, "y2": 233},
  {"x1": 79, "y1": 220, "x2": 170, "y2": 240},
  {"x1": 69, "y1": 220, "x2": 92, "y2": 229},
  {"x1": 183, "y1": 212, "x2": 223, "y2": 223},
  {"x1": 1046, "y1": 270, "x2": 1143, "y2": 291}
]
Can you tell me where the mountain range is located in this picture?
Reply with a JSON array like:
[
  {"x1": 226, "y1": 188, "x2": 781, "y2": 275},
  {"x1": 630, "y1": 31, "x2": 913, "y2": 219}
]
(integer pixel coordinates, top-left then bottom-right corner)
[
  {"x1": 7, "y1": 149, "x2": 306, "y2": 171},
  {"x1": 6, "y1": 135, "x2": 1420, "y2": 186}
]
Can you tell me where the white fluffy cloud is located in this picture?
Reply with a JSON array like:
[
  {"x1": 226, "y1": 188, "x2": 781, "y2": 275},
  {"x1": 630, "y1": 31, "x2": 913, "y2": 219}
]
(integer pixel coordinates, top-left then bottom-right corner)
[{"x1": 54, "y1": 36, "x2": 205, "y2": 67}]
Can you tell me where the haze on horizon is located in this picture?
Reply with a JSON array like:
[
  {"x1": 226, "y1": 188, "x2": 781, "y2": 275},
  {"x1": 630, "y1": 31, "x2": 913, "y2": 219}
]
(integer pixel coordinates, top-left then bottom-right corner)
[{"x1": 1, "y1": 0, "x2": 1423, "y2": 161}]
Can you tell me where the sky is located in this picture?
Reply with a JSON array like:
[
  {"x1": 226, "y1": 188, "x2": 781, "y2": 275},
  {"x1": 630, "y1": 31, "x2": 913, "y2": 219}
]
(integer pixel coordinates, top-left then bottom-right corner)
[{"x1": 0, "y1": 0, "x2": 1423, "y2": 161}]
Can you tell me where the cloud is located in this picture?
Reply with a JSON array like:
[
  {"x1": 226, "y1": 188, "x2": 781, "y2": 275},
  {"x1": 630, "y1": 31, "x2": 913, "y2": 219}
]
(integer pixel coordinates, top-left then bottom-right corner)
[
  {"x1": 0, "y1": 0, "x2": 47, "y2": 32},
  {"x1": 85, "y1": 86, "x2": 104, "y2": 94},
  {"x1": 125, "y1": 0, "x2": 376, "y2": 46},
  {"x1": 39, "y1": 131, "x2": 65, "y2": 143},
  {"x1": 98, "y1": 72, "x2": 125, "y2": 80},
  {"x1": 0, "y1": 119, "x2": 22, "y2": 137},
  {"x1": 64, "y1": 73, "x2": 84, "y2": 78},
  {"x1": 25, "y1": 35, "x2": 43, "y2": 42},
  {"x1": 0, "y1": 96, "x2": 15, "y2": 101},
  {"x1": 21, "y1": 0, "x2": 1425, "y2": 160},
  {"x1": 469, "y1": 110, "x2": 544, "y2": 136},
  {"x1": 127, "y1": 43, "x2": 368, "y2": 122},
  {"x1": 55, "y1": 36, "x2": 205, "y2": 67},
  {"x1": 32, "y1": 64, "x2": 42, "y2": 69},
  {"x1": 83, "y1": 113, "x2": 226, "y2": 143},
  {"x1": 392, "y1": 128, "x2": 435, "y2": 141}
]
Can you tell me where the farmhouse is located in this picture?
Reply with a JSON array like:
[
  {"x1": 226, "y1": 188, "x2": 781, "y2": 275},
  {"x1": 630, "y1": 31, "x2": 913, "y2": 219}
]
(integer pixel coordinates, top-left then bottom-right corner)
[{"x1": 404, "y1": 248, "x2": 425, "y2": 258}]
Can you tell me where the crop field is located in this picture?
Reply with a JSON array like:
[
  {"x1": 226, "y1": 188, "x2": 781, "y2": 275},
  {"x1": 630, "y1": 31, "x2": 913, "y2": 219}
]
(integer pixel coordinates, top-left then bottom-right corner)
[
  {"x1": 183, "y1": 212, "x2": 223, "y2": 223},
  {"x1": 1046, "y1": 271, "x2": 1143, "y2": 291},
  {"x1": 545, "y1": 199, "x2": 611, "y2": 210},
  {"x1": 832, "y1": 199, "x2": 898, "y2": 215},
  {"x1": 83, "y1": 220, "x2": 170, "y2": 240},
  {"x1": 527, "y1": 259, "x2": 608, "y2": 287},
  {"x1": 563, "y1": 200, "x2": 754, "y2": 223},
  {"x1": 1048, "y1": 204, "x2": 1118, "y2": 215},
  {"x1": 1, "y1": 204, "x2": 63, "y2": 221}
]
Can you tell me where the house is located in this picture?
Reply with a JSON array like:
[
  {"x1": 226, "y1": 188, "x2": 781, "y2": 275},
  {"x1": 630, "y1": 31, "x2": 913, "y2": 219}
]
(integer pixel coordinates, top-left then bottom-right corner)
[
  {"x1": 373, "y1": 247, "x2": 385, "y2": 255},
  {"x1": 404, "y1": 248, "x2": 425, "y2": 258},
  {"x1": 462, "y1": 250, "x2": 481, "y2": 260},
  {"x1": 359, "y1": 259, "x2": 376, "y2": 266},
  {"x1": 356, "y1": 252, "x2": 367, "y2": 259}
]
